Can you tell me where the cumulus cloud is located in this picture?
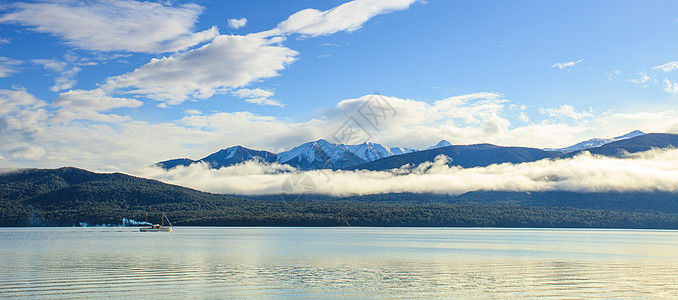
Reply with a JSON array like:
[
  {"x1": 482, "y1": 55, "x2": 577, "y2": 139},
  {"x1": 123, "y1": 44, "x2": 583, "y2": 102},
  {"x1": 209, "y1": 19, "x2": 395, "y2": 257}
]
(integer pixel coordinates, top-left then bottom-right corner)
[
  {"x1": 0, "y1": 88, "x2": 46, "y2": 115},
  {"x1": 0, "y1": 0, "x2": 218, "y2": 53},
  {"x1": 663, "y1": 78, "x2": 678, "y2": 95},
  {"x1": 228, "y1": 18, "x2": 247, "y2": 29},
  {"x1": 57, "y1": 0, "x2": 419, "y2": 106},
  {"x1": 52, "y1": 89, "x2": 143, "y2": 123},
  {"x1": 539, "y1": 105, "x2": 593, "y2": 120},
  {"x1": 4, "y1": 88, "x2": 678, "y2": 172},
  {"x1": 103, "y1": 35, "x2": 298, "y2": 104},
  {"x1": 551, "y1": 59, "x2": 583, "y2": 71},
  {"x1": 261, "y1": 0, "x2": 419, "y2": 38},
  {"x1": 0, "y1": 57, "x2": 22, "y2": 77},
  {"x1": 653, "y1": 61, "x2": 678, "y2": 72},
  {"x1": 31, "y1": 59, "x2": 66, "y2": 72},
  {"x1": 136, "y1": 149, "x2": 678, "y2": 196}
]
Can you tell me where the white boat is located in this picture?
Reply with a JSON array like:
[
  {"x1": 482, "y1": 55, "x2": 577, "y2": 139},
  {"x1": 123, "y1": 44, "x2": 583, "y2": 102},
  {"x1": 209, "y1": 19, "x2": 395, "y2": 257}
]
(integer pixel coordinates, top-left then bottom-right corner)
[{"x1": 139, "y1": 212, "x2": 173, "y2": 232}]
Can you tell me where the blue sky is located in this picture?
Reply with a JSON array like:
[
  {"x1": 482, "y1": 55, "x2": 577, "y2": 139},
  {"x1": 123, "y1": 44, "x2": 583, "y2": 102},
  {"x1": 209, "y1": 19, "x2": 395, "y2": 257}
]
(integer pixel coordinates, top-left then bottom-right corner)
[{"x1": 1, "y1": 0, "x2": 678, "y2": 171}]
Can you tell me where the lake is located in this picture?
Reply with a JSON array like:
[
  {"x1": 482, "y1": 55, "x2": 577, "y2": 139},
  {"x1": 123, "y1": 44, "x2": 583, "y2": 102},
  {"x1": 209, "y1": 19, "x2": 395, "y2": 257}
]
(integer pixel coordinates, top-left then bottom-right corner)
[{"x1": 1, "y1": 227, "x2": 678, "y2": 298}]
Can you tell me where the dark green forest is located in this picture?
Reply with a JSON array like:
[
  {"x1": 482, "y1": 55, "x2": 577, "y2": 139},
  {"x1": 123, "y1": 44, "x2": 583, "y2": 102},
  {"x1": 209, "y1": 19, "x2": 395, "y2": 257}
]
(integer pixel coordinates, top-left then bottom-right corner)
[{"x1": 2, "y1": 167, "x2": 678, "y2": 228}]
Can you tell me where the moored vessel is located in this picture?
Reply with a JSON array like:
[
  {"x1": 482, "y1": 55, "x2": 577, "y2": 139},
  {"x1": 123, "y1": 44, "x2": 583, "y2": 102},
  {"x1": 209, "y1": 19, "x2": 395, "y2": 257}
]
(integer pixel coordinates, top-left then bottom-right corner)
[{"x1": 139, "y1": 212, "x2": 173, "y2": 232}]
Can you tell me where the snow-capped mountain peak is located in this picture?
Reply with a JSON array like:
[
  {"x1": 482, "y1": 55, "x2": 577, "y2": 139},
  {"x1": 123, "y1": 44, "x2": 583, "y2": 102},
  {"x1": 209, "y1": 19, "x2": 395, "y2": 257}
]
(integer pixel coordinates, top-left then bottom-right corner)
[
  {"x1": 389, "y1": 147, "x2": 418, "y2": 155},
  {"x1": 275, "y1": 139, "x2": 366, "y2": 170},
  {"x1": 549, "y1": 130, "x2": 646, "y2": 153},
  {"x1": 614, "y1": 130, "x2": 645, "y2": 140},
  {"x1": 427, "y1": 140, "x2": 452, "y2": 150},
  {"x1": 339, "y1": 142, "x2": 394, "y2": 162}
]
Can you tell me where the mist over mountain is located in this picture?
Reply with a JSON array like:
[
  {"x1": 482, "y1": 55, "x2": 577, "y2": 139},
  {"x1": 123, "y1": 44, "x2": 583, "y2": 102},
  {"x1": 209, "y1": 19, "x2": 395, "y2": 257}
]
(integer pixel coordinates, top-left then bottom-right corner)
[{"x1": 3, "y1": 167, "x2": 678, "y2": 228}]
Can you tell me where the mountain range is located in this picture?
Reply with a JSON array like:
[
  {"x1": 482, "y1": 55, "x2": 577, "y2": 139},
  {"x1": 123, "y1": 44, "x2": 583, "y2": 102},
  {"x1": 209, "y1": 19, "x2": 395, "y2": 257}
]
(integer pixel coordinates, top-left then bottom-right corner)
[{"x1": 157, "y1": 130, "x2": 678, "y2": 172}]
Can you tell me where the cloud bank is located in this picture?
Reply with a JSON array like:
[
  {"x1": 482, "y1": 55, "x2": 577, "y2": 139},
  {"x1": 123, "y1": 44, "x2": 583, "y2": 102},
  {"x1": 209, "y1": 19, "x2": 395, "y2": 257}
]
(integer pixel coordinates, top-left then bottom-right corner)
[
  {"x1": 3, "y1": 88, "x2": 678, "y2": 171},
  {"x1": 136, "y1": 149, "x2": 678, "y2": 196}
]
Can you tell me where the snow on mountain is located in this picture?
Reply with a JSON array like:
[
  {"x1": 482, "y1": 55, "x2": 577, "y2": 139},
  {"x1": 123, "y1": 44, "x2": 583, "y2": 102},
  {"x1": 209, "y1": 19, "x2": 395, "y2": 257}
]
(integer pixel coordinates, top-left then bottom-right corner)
[
  {"x1": 158, "y1": 130, "x2": 651, "y2": 171},
  {"x1": 547, "y1": 130, "x2": 646, "y2": 153},
  {"x1": 157, "y1": 145, "x2": 275, "y2": 170},
  {"x1": 339, "y1": 142, "x2": 394, "y2": 162},
  {"x1": 201, "y1": 145, "x2": 276, "y2": 168},
  {"x1": 275, "y1": 139, "x2": 367, "y2": 170},
  {"x1": 426, "y1": 140, "x2": 452, "y2": 150},
  {"x1": 389, "y1": 147, "x2": 418, "y2": 155}
]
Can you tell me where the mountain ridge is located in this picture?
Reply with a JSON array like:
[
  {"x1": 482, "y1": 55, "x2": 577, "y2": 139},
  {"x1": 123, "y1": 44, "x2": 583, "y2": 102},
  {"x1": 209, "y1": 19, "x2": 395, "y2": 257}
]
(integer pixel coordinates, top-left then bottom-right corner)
[
  {"x1": 3, "y1": 167, "x2": 678, "y2": 228},
  {"x1": 156, "y1": 130, "x2": 667, "y2": 172}
]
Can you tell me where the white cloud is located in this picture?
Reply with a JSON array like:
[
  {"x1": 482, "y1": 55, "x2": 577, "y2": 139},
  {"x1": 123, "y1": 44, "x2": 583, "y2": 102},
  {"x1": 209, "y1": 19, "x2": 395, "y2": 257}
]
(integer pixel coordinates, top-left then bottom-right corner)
[
  {"x1": 52, "y1": 89, "x2": 143, "y2": 123},
  {"x1": 518, "y1": 112, "x2": 529, "y2": 122},
  {"x1": 628, "y1": 72, "x2": 651, "y2": 85},
  {"x1": 663, "y1": 78, "x2": 678, "y2": 95},
  {"x1": 103, "y1": 35, "x2": 298, "y2": 105},
  {"x1": 8, "y1": 145, "x2": 45, "y2": 161},
  {"x1": 0, "y1": 88, "x2": 46, "y2": 115},
  {"x1": 64, "y1": 0, "x2": 419, "y2": 106},
  {"x1": 32, "y1": 59, "x2": 83, "y2": 92},
  {"x1": 183, "y1": 109, "x2": 202, "y2": 115},
  {"x1": 0, "y1": 37, "x2": 9, "y2": 45},
  {"x1": 539, "y1": 105, "x2": 593, "y2": 120},
  {"x1": 50, "y1": 67, "x2": 82, "y2": 92},
  {"x1": 264, "y1": 0, "x2": 420, "y2": 38},
  {"x1": 245, "y1": 97, "x2": 285, "y2": 107},
  {"x1": 605, "y1": 70, "x2": 621, "y2": 81},
  {"x1": 232, "y1": 88, "x2": 283, "y2": 107},
  {"x1": 32, "y1": 59, "x2": 66, "y2": 72},
  {"x1": 4, "y1": 89, "x2": 678, "y2": 172},
  {"x1": 136, "y1": 149, "x2": 678, "y2": 196},
  {"x1": 228, "y1": 18, "x2": 247, "y2": 29},
  {"x1": 0, "y1": 0, "x2": 218, "y2": 53},
  {"x1": 0, "y1": 57, "x2": 22, "y2": 77},
  {"x1": 232, "y1": 88, "x2": 275, "y2": 99},
  {"x1": 551, "y1": 59, "x2": 583, "y2": 71},
  {"x1": 653, "y1": 61, "x2": 678, "y2": 72}
]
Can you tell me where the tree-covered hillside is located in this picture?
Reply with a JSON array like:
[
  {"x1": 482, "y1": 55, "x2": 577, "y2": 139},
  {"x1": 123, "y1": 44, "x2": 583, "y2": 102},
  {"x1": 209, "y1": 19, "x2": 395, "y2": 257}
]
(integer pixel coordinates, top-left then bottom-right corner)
[{"x1": 2, "y1": 167, "x2": 678, "y2": 228}]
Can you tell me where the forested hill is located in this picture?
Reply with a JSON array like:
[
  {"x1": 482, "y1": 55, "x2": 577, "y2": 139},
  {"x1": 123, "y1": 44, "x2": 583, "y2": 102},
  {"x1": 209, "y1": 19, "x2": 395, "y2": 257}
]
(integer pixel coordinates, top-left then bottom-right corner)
[{"x1": 2, "y1": 167, "x2": 678, "y2": 228}]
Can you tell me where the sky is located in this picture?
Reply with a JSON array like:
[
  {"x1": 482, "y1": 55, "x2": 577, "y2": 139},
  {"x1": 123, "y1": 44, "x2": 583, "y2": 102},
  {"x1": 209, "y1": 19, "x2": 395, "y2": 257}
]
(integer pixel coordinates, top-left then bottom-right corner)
[{"x1": 1, "y1": 0, "x2": 678, "y2": 172}]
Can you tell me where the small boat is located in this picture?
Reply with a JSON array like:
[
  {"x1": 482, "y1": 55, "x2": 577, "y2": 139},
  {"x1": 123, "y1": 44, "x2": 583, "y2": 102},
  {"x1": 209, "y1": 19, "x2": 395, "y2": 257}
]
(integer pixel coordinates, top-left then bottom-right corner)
[{"x1": 139, "y1": 212, "x2": 173, "y2": 232}]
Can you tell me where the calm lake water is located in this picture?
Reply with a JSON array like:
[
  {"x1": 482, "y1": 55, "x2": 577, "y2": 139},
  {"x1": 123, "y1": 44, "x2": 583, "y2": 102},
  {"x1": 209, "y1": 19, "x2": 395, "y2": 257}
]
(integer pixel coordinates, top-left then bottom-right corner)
[{"x1": 1, "y1": 227, "x2": 678, "y2": 298}]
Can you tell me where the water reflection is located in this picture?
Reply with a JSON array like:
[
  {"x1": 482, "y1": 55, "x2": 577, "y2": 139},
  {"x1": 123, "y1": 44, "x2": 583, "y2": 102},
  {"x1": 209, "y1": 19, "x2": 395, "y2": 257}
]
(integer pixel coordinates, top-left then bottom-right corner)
[{"x1": 1, "y1": 227, "x2": 678, "y2": 298}]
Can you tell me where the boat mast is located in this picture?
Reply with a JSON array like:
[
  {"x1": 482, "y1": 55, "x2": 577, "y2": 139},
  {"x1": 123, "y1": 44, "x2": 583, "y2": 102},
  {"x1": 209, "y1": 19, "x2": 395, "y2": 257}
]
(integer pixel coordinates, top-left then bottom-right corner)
[{"x1": 162, "y1": 212, "x2": 173, "y2": 227}]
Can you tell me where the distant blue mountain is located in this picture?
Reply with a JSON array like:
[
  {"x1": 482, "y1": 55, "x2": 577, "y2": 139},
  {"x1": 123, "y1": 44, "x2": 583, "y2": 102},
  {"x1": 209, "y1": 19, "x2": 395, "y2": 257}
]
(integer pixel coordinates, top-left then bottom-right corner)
[
  {"x1": 157, "y1": 146, "x2": 275, "y2": 169},
  {"x1": 157, "y1": 130, "x2": 674, "y2": 171},
  {"x1": 158, "y1": 139, "x2": 426, "y2": 170},
  {"x1": 565, "y1": 133, "x2": 678, "y2": 157},
  {"x1": 545, "y1": 130, "x2": 645, "y2": 153},
  {"x1": 347, "y1": 144, "x2": 559, "y2": 171},
  {"x1": 351, "y1": 133, "x2": 678, "y2": 171}
]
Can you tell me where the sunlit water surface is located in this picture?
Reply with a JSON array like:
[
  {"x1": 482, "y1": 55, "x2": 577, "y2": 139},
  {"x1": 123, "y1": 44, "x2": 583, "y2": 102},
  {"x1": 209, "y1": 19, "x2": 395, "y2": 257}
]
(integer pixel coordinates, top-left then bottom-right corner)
[{"x1": 1, "y1": 227, "x2": 678, "y2": 298}]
